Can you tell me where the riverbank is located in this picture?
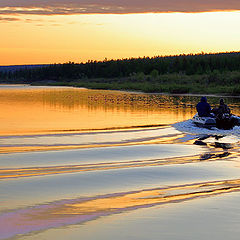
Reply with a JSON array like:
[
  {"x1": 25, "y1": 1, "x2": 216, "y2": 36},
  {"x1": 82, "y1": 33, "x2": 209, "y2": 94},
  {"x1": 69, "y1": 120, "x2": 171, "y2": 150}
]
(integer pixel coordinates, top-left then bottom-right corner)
[{"x1": 30, "y1": 71, "x2": 240, "y2": 95}]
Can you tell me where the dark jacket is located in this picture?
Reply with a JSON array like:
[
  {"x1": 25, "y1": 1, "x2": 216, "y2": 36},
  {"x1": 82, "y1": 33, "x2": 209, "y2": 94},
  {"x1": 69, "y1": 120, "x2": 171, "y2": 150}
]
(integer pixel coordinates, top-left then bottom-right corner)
[
  {"x1": 218, "y1": 104, "x2": 230, "y2": 114},
  {"x1": 218, "y1": 99, "x2": 230, "y2": 115},
  {"x1": 196, "y1": 97, "x2": 211, "y2": 117}
]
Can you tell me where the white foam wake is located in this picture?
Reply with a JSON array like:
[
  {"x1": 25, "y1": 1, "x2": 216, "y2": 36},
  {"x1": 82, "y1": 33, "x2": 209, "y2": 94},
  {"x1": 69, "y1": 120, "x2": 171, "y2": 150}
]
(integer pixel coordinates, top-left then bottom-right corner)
[{"x1": 173, "y1": 119, "x2": 240, "y2": 138}]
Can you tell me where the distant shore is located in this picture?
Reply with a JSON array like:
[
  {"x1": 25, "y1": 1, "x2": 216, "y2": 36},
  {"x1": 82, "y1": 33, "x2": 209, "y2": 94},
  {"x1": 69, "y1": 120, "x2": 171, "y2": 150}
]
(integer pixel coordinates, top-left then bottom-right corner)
[
  {"x1": 2, "y1": 75, "x2": 240, "y2": 96},
  {"x1": 29, "y1": 72, "x2": 240, "y2": 96},
  {"x1": 1, "y1": 52, "x2": 240, "y2": 96}
]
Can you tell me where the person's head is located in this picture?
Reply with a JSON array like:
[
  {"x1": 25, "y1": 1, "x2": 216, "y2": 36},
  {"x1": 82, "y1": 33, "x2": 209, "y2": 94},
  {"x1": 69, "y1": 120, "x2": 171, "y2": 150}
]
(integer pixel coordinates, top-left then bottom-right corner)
[
  {"x1": 220, "y1": 98, "x2": 224, "y2": 105},
  {"x1": 201, "y1": 96, "x2": 207, "y2": 103}
]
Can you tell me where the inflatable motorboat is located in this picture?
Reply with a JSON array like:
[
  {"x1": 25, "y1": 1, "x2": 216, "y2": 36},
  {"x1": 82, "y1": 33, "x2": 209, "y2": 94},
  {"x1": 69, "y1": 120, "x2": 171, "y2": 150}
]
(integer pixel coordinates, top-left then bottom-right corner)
[
  {"x1": 192, "y1": 113, "x2": 240, "y2": 130},
  {"x1": 192, "y1": 113, "x2": 216, "y2": 128}
]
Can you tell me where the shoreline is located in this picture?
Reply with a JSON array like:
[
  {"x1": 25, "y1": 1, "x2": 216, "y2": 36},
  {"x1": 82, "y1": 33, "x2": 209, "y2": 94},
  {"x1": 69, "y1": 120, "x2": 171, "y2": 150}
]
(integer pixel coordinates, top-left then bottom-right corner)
[
  {"x1": 1, "y1": 82, "x2": 240, "y2": 98},
  {"x1": 31, "y1": 81, "x2": 240, "y2": 98}
]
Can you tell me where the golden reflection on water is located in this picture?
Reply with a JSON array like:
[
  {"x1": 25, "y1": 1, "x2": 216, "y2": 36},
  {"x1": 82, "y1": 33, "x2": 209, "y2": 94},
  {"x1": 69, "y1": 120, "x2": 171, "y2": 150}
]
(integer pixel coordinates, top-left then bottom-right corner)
[
  {"x1": 62, "y1": 179, "x2": 240, "y2": 215},
  {"x1": 0, "y1": 154, "x2": 202, "y2": 179},
  {"x1": 0, "y1": 131, "x2": 184, "y2": 154},
  {"x1": 2, "y1": 178, "x2": 240, "y2": 240},
  {"x1": 0, "y1": 87, "x2": 197, "y2": 135},
  {"x1": 4, "y1": 178, "x2": 240, "y2": 225},
  {"x1": 1, "y1": 86, "x2": 240, "y2": 136}
]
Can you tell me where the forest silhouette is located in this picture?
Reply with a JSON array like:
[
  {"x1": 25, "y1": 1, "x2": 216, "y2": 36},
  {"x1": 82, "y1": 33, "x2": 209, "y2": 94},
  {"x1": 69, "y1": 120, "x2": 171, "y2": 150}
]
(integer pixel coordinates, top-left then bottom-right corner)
[{"x1": 1, "y1": 52, "x2": 240, "y2": 94}]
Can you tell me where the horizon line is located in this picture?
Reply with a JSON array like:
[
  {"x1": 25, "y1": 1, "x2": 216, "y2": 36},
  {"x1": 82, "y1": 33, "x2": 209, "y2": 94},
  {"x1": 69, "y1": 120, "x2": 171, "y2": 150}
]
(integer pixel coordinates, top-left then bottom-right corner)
[{"x1": 1, "y1": 51, "x2": 239, "y2": 67}]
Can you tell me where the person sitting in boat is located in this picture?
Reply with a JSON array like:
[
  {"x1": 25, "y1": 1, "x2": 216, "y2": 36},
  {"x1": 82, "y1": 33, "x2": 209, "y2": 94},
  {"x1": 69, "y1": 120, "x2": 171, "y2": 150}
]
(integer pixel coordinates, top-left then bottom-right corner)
[
  {"x1": 196, "y1": 96, "x2": 211, "y2": 117},
  {"x1": 215, "y1": 99, "x2": 233, "y2": 129},
  {"x1": 217, "y1": 99, "x2": 230, "y2": 116}
]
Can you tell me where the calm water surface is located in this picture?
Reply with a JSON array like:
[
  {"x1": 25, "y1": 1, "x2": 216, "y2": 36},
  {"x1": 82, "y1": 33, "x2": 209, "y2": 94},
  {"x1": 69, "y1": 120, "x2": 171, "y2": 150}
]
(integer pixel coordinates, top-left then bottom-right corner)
[{"x1": 0, "y1": 85, "x2": 240, "y2": 240}]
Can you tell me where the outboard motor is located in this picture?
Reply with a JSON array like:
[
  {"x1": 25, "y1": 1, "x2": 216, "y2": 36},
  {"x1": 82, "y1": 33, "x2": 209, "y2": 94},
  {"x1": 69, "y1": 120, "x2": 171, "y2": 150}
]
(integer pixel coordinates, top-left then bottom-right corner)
[{"x1": 216, "y1": 113, "x2": 234, "y2": 130}]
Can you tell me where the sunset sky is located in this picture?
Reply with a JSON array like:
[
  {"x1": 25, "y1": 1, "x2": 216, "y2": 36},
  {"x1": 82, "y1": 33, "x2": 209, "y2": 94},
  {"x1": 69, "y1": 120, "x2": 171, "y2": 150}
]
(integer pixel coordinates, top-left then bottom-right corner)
[{"x1": 0, "y1": 0, "x2": 240, "y2": 65}]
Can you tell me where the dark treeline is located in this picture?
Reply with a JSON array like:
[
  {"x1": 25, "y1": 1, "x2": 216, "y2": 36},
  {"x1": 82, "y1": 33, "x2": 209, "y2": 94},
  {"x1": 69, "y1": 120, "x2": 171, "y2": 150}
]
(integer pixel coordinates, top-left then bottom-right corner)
[
  {"x1": 1, "y1": 52, "x2": 240, "y2": 82},
  {"x1": 0, "y1": 65, "x2": 49, "y2": 73}
]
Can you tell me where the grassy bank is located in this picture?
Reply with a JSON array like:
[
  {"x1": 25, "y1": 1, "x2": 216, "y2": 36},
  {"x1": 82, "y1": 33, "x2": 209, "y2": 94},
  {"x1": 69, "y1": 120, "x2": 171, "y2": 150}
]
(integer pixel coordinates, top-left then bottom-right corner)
[{"x1": 31, "y1": 71, "x2": 240, "y2": 95}]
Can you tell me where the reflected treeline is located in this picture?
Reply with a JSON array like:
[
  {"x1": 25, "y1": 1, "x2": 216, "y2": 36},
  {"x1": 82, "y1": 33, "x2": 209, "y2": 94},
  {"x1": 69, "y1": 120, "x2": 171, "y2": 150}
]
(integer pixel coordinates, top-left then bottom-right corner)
[{"x1": 1, "y1": 87, "x2": 240, "y2": 114}]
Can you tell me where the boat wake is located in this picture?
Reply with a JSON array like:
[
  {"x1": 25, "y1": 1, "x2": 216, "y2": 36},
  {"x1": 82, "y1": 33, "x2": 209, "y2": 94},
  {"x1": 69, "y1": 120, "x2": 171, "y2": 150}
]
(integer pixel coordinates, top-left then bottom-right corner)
[
  {"x1": 0, "y1": 126, "x2": 182, "y2": 154},
  {"x1": 174, "y1": 119, "x2": 240, "y2": 139},
  {"x1": 1, "y1": 178, "x2": 240, "y2": 239}
]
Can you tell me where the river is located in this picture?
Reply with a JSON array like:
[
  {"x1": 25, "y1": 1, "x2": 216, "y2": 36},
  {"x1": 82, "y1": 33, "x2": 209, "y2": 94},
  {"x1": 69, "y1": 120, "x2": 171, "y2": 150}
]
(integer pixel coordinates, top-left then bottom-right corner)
[{"x1": 0, "y1": 85, "x2": 240, "y2": 240}]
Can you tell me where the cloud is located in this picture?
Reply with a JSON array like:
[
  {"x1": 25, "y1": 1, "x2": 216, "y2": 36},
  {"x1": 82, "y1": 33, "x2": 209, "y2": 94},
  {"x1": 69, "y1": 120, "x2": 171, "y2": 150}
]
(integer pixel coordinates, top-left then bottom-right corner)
[
  {"x1": 0, "y1": 0, "x2": 239, "y2": 15},
  {"x1": 0, "y1": 16, "x2": 20, "y2": 21}
]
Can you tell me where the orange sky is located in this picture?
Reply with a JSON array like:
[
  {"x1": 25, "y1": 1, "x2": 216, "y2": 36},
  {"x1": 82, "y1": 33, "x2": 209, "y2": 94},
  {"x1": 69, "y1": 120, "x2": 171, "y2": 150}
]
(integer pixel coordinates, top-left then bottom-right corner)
[{"x1": 0, "y1": 9, "x2": 240, "y2": 65}]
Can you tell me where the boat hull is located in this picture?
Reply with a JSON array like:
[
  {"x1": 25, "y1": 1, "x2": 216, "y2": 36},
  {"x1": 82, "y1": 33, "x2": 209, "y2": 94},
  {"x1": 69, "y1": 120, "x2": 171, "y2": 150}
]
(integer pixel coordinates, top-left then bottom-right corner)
[
  {"x1": 192, "y1": 113, "x2": 240, "y2": 129},
  {"x1": 192, "y1": 114, "x2": 216, "y2": 129}
]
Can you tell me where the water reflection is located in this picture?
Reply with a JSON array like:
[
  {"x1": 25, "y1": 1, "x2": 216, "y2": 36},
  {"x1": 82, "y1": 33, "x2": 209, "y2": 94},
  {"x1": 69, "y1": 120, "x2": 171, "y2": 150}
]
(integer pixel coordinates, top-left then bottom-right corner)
[
  {"x1": 2, "y1": 86, "x2": 240, "y2": 136},
  {"x1": 1, "y1": 178, "x2": 240, "y2": 239},
  {"x1": 0, "y1": 87, "x2": 192, "y2": 135},
  {"x1": 1, "y1": 85, "x2": 240, "y2": 240}
]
